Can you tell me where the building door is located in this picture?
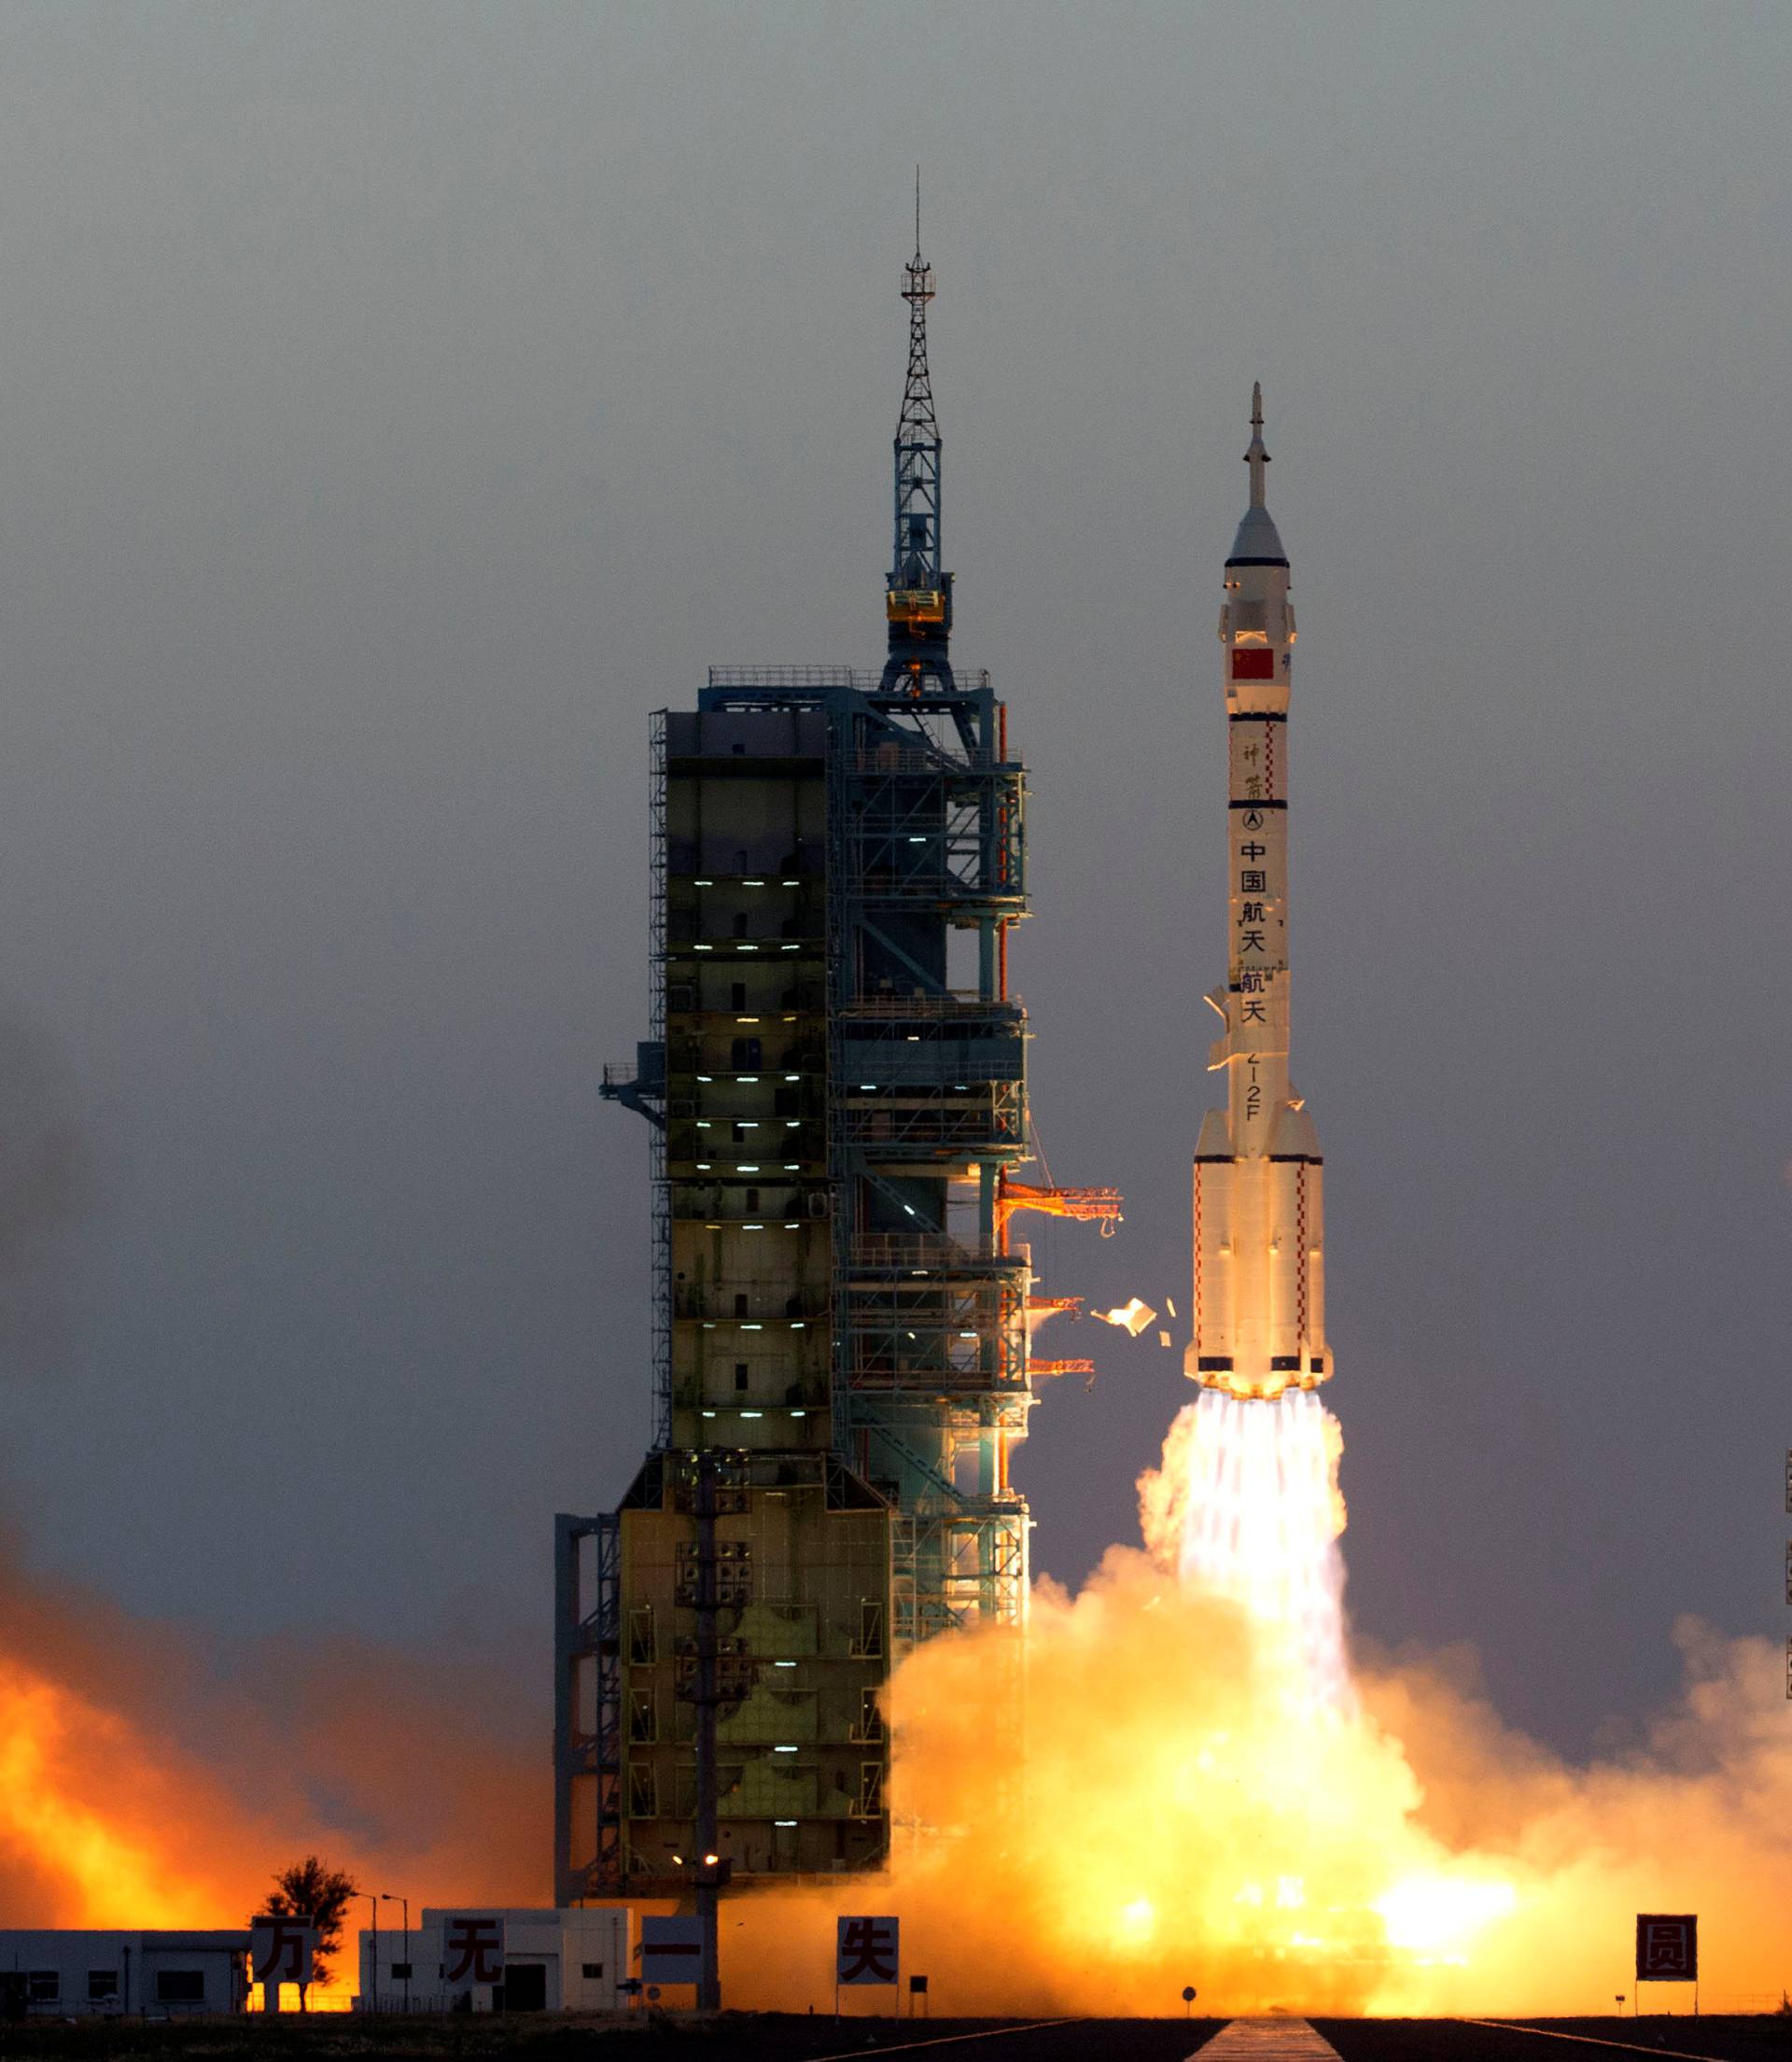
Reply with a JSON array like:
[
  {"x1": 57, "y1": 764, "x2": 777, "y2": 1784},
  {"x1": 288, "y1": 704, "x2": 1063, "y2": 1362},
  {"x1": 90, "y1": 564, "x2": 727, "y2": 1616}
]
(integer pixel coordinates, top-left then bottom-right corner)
[{"x1": 498, "y1": 1962, "x2": 547, "y2": 2013}]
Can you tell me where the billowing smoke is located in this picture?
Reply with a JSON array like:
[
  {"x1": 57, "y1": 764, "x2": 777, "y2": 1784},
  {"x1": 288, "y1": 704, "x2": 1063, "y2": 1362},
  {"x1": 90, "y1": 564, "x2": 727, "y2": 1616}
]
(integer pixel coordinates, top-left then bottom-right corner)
[
  {"x1": 715, "y1": 1403, "x2": 1792, "y2": 2017},
  {"x1": 0, "y1": 1010, "x2": 542, "y2": 1957}
]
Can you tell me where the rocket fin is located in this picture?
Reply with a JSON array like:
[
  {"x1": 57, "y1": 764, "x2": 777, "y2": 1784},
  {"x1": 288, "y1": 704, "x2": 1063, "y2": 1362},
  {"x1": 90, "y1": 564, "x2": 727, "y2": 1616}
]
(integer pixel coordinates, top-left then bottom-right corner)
[
  {"x1": 1195, "y1": 1108, "x2": 1232, "y2": 1158},
  {"x1": 1267, "y1": 1099, "x2": 1322, "y2": 1159}
]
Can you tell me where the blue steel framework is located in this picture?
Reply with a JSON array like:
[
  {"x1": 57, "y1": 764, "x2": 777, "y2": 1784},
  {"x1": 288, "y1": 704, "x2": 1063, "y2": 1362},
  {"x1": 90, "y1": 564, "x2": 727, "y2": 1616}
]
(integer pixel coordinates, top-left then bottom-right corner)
[{"x1": 556, "y1": 223, "x2": 1109, "y2": 1901}]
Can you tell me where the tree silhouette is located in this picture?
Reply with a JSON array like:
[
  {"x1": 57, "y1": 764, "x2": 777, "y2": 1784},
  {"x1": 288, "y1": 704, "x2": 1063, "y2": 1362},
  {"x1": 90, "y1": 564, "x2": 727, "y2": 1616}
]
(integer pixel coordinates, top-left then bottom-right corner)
[{"x1": 259, "y1": 1855, "x2": 359, "y2": 2004}]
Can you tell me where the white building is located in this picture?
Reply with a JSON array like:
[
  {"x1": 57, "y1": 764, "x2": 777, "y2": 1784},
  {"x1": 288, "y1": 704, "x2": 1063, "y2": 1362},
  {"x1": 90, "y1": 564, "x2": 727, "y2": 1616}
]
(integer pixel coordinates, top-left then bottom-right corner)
[
  {"x1": 0, "y1": 1931, "x2": 250, "y2": 2016},
  {"x1": 355, "y1": 1908, "x2": 629, "y2": 2013}
]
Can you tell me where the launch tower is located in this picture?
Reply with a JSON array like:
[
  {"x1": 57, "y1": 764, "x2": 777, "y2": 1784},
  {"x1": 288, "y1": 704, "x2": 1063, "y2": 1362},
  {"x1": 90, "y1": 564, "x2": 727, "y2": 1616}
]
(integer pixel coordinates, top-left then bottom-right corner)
[{"x1": 554, "y1": 218, "x2": 1113, "y2": 1909}]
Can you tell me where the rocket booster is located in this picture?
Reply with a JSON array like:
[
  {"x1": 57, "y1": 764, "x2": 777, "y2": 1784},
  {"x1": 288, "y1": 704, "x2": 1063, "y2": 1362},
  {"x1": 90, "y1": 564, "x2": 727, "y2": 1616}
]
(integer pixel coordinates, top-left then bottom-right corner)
[{"x1": 1185, "y1": 386, "x2": 1332, "y2": 1403}]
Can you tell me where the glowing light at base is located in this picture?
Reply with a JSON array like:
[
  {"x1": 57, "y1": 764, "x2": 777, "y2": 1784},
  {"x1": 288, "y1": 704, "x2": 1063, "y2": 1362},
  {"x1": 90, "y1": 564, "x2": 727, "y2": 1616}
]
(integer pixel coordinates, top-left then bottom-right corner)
[
  {"x1": 714, "y1": 1397, "x2": 1792, "y2": 2019},
  {"x1": 1141, "y1": 1390, "x2": 1350, "y2": 1707}
]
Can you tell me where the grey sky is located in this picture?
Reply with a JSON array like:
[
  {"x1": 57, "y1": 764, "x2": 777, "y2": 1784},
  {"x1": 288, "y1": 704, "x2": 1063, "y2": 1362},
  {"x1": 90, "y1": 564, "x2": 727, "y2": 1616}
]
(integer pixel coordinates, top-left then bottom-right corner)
[{"x1": 3, "y1": 0, "x2": 1788, "y2": 1756}]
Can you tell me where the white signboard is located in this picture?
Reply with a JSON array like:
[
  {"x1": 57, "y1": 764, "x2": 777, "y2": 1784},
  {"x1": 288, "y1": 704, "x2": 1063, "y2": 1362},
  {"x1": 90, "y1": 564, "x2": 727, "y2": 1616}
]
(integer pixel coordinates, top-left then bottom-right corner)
[
  {"x1": 250, "y1": 1916, "x2": 315, "y2": 1990},
  {"x1": 441, "y1": 1913, "x2": 507, "y2": 1989},
  {"x1": 836, "y1": 1915, "x2": 900, "y2": 1986},
  {"x1": 640, "y1": 1916, "x2": 704, "y2": 1985}
]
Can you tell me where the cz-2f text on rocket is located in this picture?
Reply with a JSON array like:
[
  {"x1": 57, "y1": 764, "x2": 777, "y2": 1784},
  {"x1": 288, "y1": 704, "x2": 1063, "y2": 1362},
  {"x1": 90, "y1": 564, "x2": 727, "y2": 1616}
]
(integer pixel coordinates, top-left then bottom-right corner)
[{"x1": 1186, "y1": 386, "x2": 1332, "y2": 1404}]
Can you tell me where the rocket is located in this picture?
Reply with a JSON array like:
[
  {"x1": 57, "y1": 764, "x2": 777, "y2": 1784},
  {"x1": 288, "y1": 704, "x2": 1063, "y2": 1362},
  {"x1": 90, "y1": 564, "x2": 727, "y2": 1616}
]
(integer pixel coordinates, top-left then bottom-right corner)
[{"x1": 1185, "y1": 386, "x2": 1332, "y2": 1403}]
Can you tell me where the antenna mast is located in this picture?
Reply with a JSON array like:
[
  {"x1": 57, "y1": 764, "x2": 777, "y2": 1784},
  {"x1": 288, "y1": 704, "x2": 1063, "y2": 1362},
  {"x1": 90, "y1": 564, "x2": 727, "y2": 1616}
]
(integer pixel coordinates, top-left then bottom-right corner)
[{"x1": 882, "y1": 172, "x2": 954, "y2": 690}]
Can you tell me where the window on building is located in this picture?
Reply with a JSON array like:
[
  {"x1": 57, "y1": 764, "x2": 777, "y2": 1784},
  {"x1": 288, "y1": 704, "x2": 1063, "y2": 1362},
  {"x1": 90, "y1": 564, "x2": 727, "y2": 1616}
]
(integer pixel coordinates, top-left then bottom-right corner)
[
  {"x1": 581, "y1": 1962, "x2": 604, "y2": 1980},
  {"x1": 735, "y1": 1364, "x2": 749, "y2": 1391},
  {"x1": 390, "y1": 1962, "x2": 413, "y2": 1981},
  {"x1": 731, "y1": 982, "x2": 747, "y2": 1008},
  {"x1": 156, "y1": 1971, "x2": 205, "y2": 2003},
  {"x1": 87, "y1": 1971, "x2": 119, "y2": 2000},
  {"x1": 27, "y1": 1972, "x2": 59, "y2": 2003}
]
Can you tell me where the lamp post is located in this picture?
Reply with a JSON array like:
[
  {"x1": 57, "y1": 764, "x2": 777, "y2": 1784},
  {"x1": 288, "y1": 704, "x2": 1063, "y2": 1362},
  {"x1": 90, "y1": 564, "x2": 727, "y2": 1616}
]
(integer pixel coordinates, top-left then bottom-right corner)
[
  {"x1": 381, "y1": 1896, "x2": 410, "y2": 2015},
  {"x1": 357, "y1": 1893, "x2": 378, "y2": 2013}
]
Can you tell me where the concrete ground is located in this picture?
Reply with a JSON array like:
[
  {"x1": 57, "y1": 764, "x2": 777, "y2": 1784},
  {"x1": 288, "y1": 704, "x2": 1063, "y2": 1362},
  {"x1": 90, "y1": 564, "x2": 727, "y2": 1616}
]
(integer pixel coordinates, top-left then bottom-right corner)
[{"x1": 2, "y1": 2013, "x2": 1787, "y2": 2061}]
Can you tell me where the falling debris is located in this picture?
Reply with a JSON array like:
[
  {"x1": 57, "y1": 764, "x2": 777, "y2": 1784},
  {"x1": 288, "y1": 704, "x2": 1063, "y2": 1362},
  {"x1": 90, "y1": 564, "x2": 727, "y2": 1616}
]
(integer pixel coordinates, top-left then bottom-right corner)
[
  {"x1": 1165, "y1": 1296, "x2": 1177, "y2": 1318},
  {"x1": 1157, "y1": 1330, "x2": 1173, "y2": 1349},
  {"x1": 1093, "y1": 1296, "x2": 1156, "y2": 1337}
]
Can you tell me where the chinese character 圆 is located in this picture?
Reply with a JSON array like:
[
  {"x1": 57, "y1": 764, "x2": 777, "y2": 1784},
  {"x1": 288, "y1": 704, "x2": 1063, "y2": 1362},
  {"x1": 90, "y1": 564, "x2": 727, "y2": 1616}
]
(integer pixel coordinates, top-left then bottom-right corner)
[
  {"x1": 442, "y1": 1916, "x2": 505, "y2": 1986},
  {"x1": 1636, "y1": 1915, "x2": 1696, "y2": 1982}
]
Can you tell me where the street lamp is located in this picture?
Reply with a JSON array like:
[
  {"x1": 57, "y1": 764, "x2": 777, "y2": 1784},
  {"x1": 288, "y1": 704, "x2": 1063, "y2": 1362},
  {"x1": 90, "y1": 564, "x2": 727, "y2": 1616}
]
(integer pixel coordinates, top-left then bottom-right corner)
[
  {"x1": 381, "y1": 1896, "x2": 410, "y2": 2015},
  {"x1": 357, "y1": 1894, "x2": 379, "y2": 2014}
]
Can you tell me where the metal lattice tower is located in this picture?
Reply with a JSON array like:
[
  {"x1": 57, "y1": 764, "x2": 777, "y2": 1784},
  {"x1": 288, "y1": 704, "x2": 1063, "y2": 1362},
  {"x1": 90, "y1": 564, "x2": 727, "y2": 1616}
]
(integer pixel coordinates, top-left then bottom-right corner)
[{"x1": 883, "y1": 176, "x2": 954, "y2": 690}]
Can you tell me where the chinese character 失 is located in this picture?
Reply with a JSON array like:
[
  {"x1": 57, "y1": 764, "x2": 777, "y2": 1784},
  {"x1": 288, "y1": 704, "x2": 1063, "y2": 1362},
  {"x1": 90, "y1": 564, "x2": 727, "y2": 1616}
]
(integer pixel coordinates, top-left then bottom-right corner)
[
  {"x1": 837, "y1": 1915, "x2": 900, "y2": 1986},
  {"x1": 443, "y1": 1916, "x2": 506, "y2": 1986}
]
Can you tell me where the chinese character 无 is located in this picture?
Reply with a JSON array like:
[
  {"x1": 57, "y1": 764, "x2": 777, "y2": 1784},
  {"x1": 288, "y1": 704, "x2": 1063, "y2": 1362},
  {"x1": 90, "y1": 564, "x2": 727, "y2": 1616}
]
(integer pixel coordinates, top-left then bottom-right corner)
[
  {"x1": 443, "y1": 1918, "x2": 505, "y2": 1986},
  {"x1": 839, "y1": 1918, "x2": 898, "y2": 1984},
  {"x1": 1239, "y1": 869, "x2": 1267, "y2": 892}
]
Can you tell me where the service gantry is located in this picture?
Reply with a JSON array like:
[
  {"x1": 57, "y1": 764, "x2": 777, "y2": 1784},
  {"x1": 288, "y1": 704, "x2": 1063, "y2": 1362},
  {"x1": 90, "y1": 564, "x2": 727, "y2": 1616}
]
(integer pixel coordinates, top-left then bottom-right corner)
[{"x1": 554, "y1": 211, "x2": 1116, "y2": 1915}]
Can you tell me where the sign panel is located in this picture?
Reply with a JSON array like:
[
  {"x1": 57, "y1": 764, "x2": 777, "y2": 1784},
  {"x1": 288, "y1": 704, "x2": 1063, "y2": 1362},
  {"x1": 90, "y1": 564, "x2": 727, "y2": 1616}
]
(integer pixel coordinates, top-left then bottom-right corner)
[
  {"x1": 1635, "y1": 1914, "x2": 1697, "y2": 1983},
  {"x1": 640, "y1": 1917, "x2": 704, "y2": 1986},
  {"x1": 441, "y1": 1914, "x2": 507, "y2": 1988},
  {"x1": 249, "y1": 1916, "x2": 315, "y2": 1989},
  {"x1": 836, "y1": 1915, "x2": 900, "y2": 1986}
]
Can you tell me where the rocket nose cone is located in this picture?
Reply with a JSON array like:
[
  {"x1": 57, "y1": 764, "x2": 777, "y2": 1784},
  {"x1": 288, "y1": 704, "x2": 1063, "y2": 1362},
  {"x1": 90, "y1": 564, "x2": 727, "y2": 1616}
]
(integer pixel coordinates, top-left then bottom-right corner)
[{"x1": 1226, "y1": 503, "x2": 1287, "y2": 567}]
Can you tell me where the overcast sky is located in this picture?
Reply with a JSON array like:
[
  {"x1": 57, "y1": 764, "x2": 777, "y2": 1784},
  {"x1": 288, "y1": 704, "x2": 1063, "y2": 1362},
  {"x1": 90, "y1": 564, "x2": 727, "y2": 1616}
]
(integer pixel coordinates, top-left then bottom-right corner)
[{"x1": 3, "y1": 0, "x2": 1789, "y2": 1757}]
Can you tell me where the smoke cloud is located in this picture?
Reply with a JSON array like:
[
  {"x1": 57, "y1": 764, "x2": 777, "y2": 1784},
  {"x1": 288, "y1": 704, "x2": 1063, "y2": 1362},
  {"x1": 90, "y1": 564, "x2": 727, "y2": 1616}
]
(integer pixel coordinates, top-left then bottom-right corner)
[{"x1": 715, "y1": 1461, "x2": 1792, "y2": 2017}]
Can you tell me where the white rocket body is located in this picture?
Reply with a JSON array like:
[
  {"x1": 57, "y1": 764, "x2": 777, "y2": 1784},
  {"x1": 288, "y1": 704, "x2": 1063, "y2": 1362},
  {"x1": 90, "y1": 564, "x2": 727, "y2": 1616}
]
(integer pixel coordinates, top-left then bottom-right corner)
[{"x1": 1185, "y1": 391, "x2": 1332, "y2": 1403}]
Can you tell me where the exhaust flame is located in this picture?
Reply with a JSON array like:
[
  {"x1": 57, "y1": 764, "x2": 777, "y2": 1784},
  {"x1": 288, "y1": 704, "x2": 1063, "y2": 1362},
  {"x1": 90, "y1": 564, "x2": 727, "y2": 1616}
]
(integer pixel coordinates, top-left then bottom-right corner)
[
  {"x1": 1141, "y1": 1391, "x2": 1350, "y2": 1706},
  {"x1": 720, "y1": 1398, "x2": 1792, "y2": 2017}
]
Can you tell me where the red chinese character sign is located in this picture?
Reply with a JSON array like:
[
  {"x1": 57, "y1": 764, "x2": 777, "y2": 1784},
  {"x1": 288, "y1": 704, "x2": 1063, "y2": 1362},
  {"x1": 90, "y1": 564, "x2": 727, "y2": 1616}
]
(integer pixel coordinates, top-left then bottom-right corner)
[
  {"x1": 441, "y1": 1914, "x2": 507, "y2": 1989},
  {"x1": 249, "y1": 1915, "x2": 315, "y2": 2011},
  {"x1": 837, "y1": 1915, "x2": 899, "y2": 1986},
  {"x1": 1635, "y1": 1914, "x2": 1697, "y2": 1983}
]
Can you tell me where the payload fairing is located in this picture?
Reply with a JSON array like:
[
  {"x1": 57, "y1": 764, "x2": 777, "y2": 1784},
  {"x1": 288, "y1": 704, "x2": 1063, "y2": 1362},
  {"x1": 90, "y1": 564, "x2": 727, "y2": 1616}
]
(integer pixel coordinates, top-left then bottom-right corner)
[{"x1": 1185, "y1": 387, "x2": 1332, "y2": 1403}]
